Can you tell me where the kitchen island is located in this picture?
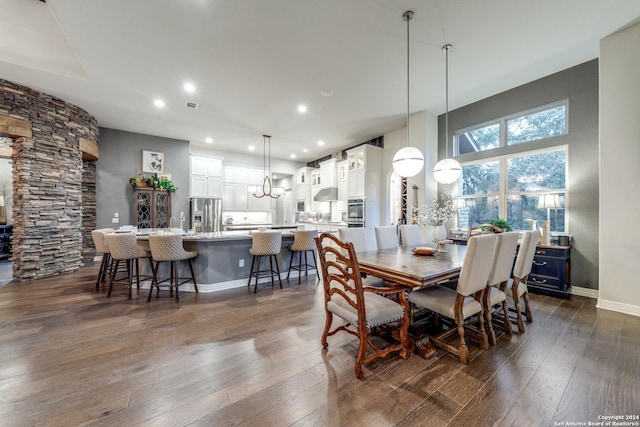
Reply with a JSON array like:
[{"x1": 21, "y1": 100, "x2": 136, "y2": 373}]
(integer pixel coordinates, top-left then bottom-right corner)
[{"x1": 136, "y1": 229, "x2": 307, "y2": 292}]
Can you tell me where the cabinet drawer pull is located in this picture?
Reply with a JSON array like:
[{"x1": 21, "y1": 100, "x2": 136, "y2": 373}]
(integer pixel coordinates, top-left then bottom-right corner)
[
  {"x1": 535, "y1": 250, "x2": 546, "y2": 255},
  {"x1": 533, "y1": 261, "x2": 547, "y2": 267},
  {"x1": 531, "y1": 277, "x2": 548, "y2": 284}
]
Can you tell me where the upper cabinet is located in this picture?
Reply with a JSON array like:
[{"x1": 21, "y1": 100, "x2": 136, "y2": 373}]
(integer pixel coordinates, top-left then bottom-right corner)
[
  {"x1": 346, "y1": 145, "x2": 382, "y2": 200},
  {"x1": 337, "y1": 160, "x2": 348, "y2": 182},
  {"x1": 190, "y1": 155, "x2": 223, "y2": 198},
  {"x1": 319, "y1": 158, "x2": 337, "y2": 189}
]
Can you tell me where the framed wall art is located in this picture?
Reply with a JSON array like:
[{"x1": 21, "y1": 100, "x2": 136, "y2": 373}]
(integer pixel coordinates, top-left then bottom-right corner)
[{"x1": 142, "y1": 150, "x2": 164, "y2": 173}]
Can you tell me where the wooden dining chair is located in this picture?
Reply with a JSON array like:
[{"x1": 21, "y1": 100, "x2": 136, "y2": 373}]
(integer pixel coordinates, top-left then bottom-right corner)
[
  {"x1": 399, "y1": 224, "x2": 422, "y2": 247},
  {"x1": 502, "y1": 230, "x2": 539, "y2": 332},
  {"x1": 314, "y1": 232, "x2": 410, "y2": 379},
  {"x1": 407, "y1": 233, "x2": 497, "y2": 364},
  {"x1": 483, "y1": 231, "x2": 519, "y2": 345}
]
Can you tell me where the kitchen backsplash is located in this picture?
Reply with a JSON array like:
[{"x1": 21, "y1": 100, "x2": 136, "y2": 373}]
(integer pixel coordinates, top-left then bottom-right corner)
[{"x1": 223, "y1": 211, "x2": 271, "y2": 225}]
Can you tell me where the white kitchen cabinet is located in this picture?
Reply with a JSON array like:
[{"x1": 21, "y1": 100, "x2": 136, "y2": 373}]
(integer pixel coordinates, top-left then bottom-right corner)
[
  {"x1": 223, "y1": 166, "x2": 247, "y2": 184},
  {"x1": 247, "y1": 168, "x2": 266, "y2": 187},
  {"x1": 319, "y1": 158, "x2": 336, "y2": 189},
  {"x1": 347, "y1": 170, "x2": 365, "y2": 197},
  {"x1": 223, "y1": 182, "x2": 248, "y2": 211},
  {"x1": 247, "y1": 192, "x2": 271, "y2": 211},
  {"x1": 207, "y1": 177, "x2": 223, "y2": 197},
  {"x1": 190, "y1": 175, "x2": 207, "y2": 198},
  {"x1": 337, "y1": 160, "x2": 348, "y2": 182},
  {"x1": 190, "y1": 155, "x2": 223, "y2": 197}
]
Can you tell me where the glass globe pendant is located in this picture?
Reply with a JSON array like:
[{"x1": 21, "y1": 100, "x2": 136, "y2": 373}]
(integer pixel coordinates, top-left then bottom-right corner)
[{"x1": 392, "y1": 10, "x2": 424, "y2": 179}]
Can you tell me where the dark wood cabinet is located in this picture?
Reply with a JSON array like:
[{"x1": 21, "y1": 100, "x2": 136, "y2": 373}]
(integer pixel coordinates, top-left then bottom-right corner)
[
  {"x1": 527, "y1": 245, "x2": 570, "y2": 298},
  {"x1": 0, "y1": 224, "x2": 12, "y2": 261},
  {"x1": 448, "y1": 236, "x2": 571, "y2": 298},
  {"x1": 133, "y1": 188, "x2": 171, "y2": 228}
]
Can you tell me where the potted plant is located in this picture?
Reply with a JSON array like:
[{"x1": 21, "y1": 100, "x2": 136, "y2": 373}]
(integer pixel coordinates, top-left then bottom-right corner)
[{"x1": 483, "y1": 218, "x2": 513, "y2": 232}]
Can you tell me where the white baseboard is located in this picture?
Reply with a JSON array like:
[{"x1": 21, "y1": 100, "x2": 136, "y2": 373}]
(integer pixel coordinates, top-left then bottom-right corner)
[
  {"x1": 596, "y1": 298, "x2": 640, "y2": 317},
  {"x1": 570, "y1": 286, "x2": 599, "y2": 299},
  {"x1": 131, "y1": 272, "x2": 308, "y2": 293}
]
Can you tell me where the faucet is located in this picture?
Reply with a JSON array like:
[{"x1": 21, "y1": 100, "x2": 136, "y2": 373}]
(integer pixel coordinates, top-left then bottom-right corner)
[{"x1": 170, "y1": 216, "x2": 177, "y2": 228}]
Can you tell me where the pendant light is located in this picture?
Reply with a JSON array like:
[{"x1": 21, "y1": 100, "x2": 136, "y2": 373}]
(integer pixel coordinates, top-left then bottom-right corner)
[
  {"x1": 392, "y1": 10, "x2": 424, "y2": 178},
  {"x1": 433, "y1": 44, "x2": 462, "y2": 184},
  {"x1": 248, "y1": 134, "x2": 284, "y2": 199}
]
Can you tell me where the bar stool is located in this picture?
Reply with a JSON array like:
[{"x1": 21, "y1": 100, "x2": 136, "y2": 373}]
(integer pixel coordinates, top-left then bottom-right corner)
[
  {"x1": 91, "y1": 228, "x2": 114, "y2": 289},
  {"x1": 105, "y1": 232, "x2": 153, "y2": 300},
  {"x1": 286, "y1": 229, "x2": 318, "y2": 284},
  {"x1": 147, "y1": 234, "x2": 198, "y2": 303},
  {"x1": 248, "y1": 231, "x2": 283, "y2": 293}
]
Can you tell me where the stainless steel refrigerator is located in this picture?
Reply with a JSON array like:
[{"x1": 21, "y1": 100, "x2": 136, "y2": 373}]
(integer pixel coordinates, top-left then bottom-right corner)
[{"x1": 190, "y1": 198, "x2": 223, "y2": 232}]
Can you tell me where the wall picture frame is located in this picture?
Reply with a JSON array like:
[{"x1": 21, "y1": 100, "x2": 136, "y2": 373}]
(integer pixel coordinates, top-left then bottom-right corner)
[{"x1": 142, "y1": 150, "x2": 164, "y2": 173}]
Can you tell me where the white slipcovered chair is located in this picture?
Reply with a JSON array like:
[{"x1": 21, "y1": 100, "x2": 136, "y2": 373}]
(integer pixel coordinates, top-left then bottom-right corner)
[
  {"x1": 399, "y1": 224, "x2": 422, "y2": 247},
  {"x1": 503, "y1": 230, "x2": 539, "y2": 332},
  {"x1": 407, "y1": 233, "x2": 497, "y2": 364},
  {"x1": 374, "y1": 225, "x2": 399, "y2": 250},
  {"x1": 483, "y1": 231, "x2": 519, "y2": 345}
]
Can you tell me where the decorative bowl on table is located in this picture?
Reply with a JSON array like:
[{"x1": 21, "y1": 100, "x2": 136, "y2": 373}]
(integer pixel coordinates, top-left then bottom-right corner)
[{"x1": 411, "y1": 247, "x2": 438, "y2": 256}]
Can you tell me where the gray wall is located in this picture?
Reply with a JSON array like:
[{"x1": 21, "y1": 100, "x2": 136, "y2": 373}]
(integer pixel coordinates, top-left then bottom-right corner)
[
  {"x1": 96, "y1": 128, "x2": 190, "y2": 229},
  {"x1": 439, "y1": 60, "x2": 599, "y2": 290}
]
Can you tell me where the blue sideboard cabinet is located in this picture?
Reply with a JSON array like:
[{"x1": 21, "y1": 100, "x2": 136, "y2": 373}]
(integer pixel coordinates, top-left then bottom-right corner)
[
  {"x1": 527, "y1": 245, "x2": 571, "y2": 298},
  {"x1": 0, "y1": 225, "x2": 12, "y2": 261}
]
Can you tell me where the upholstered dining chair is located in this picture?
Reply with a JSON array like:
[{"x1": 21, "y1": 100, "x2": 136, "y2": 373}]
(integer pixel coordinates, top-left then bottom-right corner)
[
  {"x1": 483, "y1": 231, "x2": 519, "y2": 345},
  {"x1": 248, "y1": 231, "x2": 283, "y2": 293},
  {"x1": 148, "y1": 234, "x2": 198, "y2": 303},
  {"x1": 91, "y1": 228, "x2": 114, "y2": 289},
  {"x1": 399, "y1": 224, "x2": 422, "y2": 247},
  {"x1": 105, "y1": 232, "x2": 153, "y2": 300},
  {"x1": 314, "y1": 232, "x2": 410, "y2": 379},
  {"x1": 502, "y1": 230, "x2": 539, "y2": 332},
  {"x1": 286, "y1": 229, "x2": 318, "y2": 284},
  {"x1": 338, "y1": 228, "x2": 383, "y2": 287},
  {"x1": 407, "y1": 233, "x2": 497, "y2": 364},
  {"x1": 338, "y1": 228, "x2": 377, "y2": 253},
  {"x1": 374, "y1": 225, "x2": 399, "y2": 250}
]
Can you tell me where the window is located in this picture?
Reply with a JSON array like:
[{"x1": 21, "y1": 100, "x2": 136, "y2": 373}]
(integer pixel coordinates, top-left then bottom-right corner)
[
  {"x1": 455, "y1": 101, "x2": 567, "y2": 155},
  {"x1": 457, "y1": 148, "x2": 567, "y2": 232},
  {"x1": 507, "y1": 104, "x2": 566, "y2": 145}
]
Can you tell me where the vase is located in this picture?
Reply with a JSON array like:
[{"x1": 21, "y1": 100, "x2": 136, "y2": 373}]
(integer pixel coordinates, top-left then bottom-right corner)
[{"x1": 433, "y1": 225, "x2": 447, "y2": 242}]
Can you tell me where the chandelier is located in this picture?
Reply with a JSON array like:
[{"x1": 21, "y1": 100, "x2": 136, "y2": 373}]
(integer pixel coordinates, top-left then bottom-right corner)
[
  {"x1": 248, "y1": 134, "x2": 284, "y2": 199},
  {"x1": 392, "y1": 10, "x2": 424, "y2": 178}
]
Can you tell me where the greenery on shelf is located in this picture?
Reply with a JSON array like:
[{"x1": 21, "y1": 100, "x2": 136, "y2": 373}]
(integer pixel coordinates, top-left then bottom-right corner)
[
  {"x1": 483, "y1": 218, "x2": 513, "y2": 231},
  {"x1": 128, "y1": 174, "x2": 178, "y2": 192}
]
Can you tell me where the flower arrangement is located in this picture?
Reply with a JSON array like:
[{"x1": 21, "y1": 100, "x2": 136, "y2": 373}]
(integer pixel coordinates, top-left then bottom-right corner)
[{"x1": 412, "y1": 192, "x2": 455, "y2": 227}]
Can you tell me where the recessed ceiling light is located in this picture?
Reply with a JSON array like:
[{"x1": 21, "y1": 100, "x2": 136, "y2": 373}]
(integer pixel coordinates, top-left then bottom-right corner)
[
  {"x1": 297, "y1": 104, "x2": 307, "y2": 113},
  {"x1": 205, "y1": 137, "x2": 213, "y2": 144},
  {"x1": 320, "y1": 89, "x2": 334, "y2": 97},
  {"x1": 303, "y1": 148, "x2": 308, "y2": 153},
  {"x1": 318, "y1": 140, "x2": 325, "y2": 146},
  {"x1": 290, "y1": 154, "x2": 296, "y2": 159},
  {"x1": 272, "y1": 174, "x2": 278, "y2": 179},
  {"x1": 184, "y1": 83, "x2": 195, "y2": 92},
  {"x1": 154, "y1": 99, "x2": 165, "y2": 108},
  {"x1": 248, "y1": 145, "x2": 255, "y2": 151}
]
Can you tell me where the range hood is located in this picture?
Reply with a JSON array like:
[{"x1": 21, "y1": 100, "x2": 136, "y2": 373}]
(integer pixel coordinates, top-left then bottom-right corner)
[{"x1": 314, "y1": 187, "x2": 339, "y2": 202}]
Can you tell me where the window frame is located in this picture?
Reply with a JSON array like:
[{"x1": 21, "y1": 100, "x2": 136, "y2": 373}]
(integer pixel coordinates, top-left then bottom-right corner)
[
  {"x1": 454, "y1": 100, "x2": 568, "y2": 156},
  {"x1": 455, "y1": 145, "x2": 569, "y2": 232}
]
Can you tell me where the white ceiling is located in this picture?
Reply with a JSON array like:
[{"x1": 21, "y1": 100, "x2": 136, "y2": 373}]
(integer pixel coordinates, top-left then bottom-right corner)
[{"x1": 1, "y1": 0, "x2": 639, "y2": 163}]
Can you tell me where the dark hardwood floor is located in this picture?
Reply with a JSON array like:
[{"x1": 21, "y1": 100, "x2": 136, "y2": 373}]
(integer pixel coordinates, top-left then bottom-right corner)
[{"x1": 0, "y1": 264, "x2": 638, "y2": 426}]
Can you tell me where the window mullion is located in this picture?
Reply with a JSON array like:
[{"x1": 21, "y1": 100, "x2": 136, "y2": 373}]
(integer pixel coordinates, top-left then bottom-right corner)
[{"x1": 499, "y1": 158, "x2": 507, "y2": 219}]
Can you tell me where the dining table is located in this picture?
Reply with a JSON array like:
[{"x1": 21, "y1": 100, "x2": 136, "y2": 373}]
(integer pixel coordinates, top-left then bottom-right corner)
[
  {"x1": 355, "y1": 244, "x2": 468, "y2": 357},
  {"x1": 356, "y1": 244, "x2": 467, "y2": 289}
]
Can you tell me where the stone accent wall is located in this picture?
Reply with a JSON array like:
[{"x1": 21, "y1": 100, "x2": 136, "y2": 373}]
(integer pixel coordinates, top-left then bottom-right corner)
[
  {"x1": 0, "y1": 79, "x2": 99, "y2": 280},
  {"x1": 82, "y1": 160, "x2": 97, "y2": 265}
]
